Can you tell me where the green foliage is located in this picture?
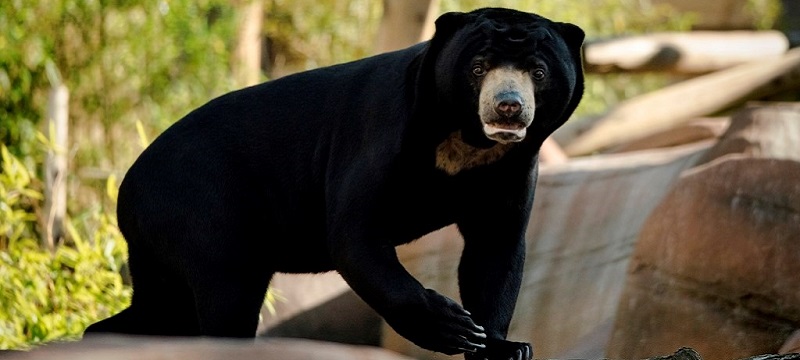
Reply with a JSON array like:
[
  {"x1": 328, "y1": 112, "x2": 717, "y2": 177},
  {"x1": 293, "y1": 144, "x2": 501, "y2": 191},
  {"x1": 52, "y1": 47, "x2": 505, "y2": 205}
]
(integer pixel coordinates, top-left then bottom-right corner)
[
  {"x1": 0, "y1": 146, "x2": 131, "y2": 349},
  {"x1": 0, "y1": 225, "x2": 130, "y2": 349},
  {"x1": 443, "y1": 0, "x2": 694, "y2": 36},
  {"x1": 747, "y1": 0, "x2": 783, "y2": 29},
  {"x1": 0, "y1": 0, "x2": 239, "y2": 180},
  {"x1": 0, "y1": 3, "x2": 51, "y2": 159},
  {"x1": 0, "y1": 145, "x2": 42, "y2": 250},
  {"x1": 264, "y1": 0, "x2": 695, "y2": 118},
  {"x1": 264, "y1": 0, "x2": 382, "y2": 74}
]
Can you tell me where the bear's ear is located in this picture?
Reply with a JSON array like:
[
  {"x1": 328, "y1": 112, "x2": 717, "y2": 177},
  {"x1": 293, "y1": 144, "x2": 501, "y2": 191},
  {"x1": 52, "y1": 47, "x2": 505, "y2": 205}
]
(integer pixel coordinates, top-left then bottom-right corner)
[
  {"x1": 434, "y1": 12, "x2": 468, "y2": 37},
  {"x1": 554, "y1": 22, "x2": 585, "y2": 51},
  {"x1": 552, "y1": 21, "x2": 586, "y2": 128}
]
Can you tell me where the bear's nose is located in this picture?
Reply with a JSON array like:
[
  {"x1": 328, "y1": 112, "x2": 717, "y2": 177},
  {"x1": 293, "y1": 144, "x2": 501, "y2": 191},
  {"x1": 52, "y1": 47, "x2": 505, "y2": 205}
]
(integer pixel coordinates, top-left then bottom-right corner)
[{"x1": 494, "y1": 92, "x2": 523, "y2": 118}]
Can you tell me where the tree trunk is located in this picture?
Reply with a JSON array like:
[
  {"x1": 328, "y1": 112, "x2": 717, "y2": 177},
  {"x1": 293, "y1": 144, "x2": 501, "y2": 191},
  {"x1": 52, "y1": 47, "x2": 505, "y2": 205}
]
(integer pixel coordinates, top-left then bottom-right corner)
[
  {"x1": 374, "y1": 0, "x2": 439, "y2": 53},
  {"x1": 44, "y1": 84, "x2": 69, "y2": 251},
  {"x1": 233, "y1": 0, "x2": 264, "y2": 87}
]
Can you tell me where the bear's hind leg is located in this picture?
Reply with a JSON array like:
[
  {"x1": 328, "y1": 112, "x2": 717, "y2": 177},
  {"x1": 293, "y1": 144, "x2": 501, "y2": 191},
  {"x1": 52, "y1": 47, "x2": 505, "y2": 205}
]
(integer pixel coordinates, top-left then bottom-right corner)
[
  {"x1": 85, "y1": 244, "x2": 200, "y2": 336},
  {"x1": 188, "y1": 263, "x2": 273, "y2": 338}
]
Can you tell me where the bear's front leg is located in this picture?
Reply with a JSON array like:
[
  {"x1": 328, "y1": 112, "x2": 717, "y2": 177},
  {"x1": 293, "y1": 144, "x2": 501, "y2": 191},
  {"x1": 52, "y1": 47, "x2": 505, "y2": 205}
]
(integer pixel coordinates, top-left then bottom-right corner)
[
  {"x1": 330, "y1": 226, "x2": 488, "y2": 355},
  {"x1": 457, "y1": 229, "x2": 532, "y2": 360},
  {"x1": 465, "y1": 338, "x2": 533, "y2": 360},
  {"x1": 455, "y1": 167, "x2": 536, "y2": 360},
  {"x1": 326, "y1": 165, "x2": 487, "y2": 355}
]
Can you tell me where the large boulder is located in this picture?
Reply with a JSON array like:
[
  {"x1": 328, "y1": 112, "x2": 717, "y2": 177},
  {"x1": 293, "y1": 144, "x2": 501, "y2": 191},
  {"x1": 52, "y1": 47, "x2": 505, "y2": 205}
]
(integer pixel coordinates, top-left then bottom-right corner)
[
  {"x1": 607, "y1": 103, "x2": 800, "y2": 360},
  {"x1": 9, "y1": 336, "x2": 414, "y2": 360}
]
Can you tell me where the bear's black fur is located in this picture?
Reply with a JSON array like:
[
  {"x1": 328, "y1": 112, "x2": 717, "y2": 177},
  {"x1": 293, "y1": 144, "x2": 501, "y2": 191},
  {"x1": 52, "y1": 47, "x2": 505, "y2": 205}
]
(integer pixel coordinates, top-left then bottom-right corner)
[{"x1": 85, "y1": 8, "x2": 584, "y2": 360}]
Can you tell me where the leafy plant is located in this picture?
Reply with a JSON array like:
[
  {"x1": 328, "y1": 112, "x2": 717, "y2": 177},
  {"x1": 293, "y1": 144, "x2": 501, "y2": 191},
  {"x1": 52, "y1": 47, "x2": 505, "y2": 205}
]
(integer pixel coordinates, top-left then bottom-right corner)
[
  {"x1": 0, "y1": 0, "x2": 241, "y2": 210},
  {"x1": 0, "y1": 146, "x2": 131, "y2": 349},
  {"x1": 0, "y1": 145, "x2": 42, "y2": 250}
]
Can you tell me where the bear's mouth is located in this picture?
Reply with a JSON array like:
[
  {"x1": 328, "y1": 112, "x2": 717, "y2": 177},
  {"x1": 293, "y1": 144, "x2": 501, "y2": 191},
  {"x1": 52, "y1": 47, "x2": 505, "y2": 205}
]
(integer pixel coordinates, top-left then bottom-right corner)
[{"x1": 482, "y1": 121, "x2": 527, "y2": 143}]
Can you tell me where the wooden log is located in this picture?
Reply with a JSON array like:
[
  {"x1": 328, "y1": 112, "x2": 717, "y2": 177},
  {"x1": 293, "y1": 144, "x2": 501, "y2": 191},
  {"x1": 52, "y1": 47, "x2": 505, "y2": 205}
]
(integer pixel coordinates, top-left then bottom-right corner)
[
  {"x1": 564, "y1": 48, "x2": 800, "y2": 157},
  {"x1": 610, "y1": 117, "x2": 730, "y2": 153},
  {"x1": 584, "y1": 31, "x2": 789, "y2": 74},
  {"x1": 43, "y1": 84, "x2": 69, "y2": 251}
]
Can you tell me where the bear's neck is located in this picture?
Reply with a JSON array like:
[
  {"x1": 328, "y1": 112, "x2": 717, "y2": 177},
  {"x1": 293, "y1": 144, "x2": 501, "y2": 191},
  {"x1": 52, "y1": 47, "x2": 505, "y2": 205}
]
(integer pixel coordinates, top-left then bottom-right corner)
[{"x1": 435, "y1": 131, "x2": 515, "y2": 175}]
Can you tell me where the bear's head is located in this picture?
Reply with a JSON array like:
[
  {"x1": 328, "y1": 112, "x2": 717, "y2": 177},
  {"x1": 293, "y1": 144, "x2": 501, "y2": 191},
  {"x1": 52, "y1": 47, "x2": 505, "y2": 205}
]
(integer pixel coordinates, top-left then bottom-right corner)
[{"x1": 426, "y1": 8, "x2": 584, "y2": 152}]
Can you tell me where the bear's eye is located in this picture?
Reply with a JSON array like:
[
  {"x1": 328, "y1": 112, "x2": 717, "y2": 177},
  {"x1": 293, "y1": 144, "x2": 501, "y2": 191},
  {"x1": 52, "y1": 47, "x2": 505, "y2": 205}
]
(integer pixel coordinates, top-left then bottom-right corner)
[
  {"x1": 533, "y1": 68, "x2": 546, "y2": 81},
  {"x1": 472, "y1": 65, "x2": 487, "y2": 77}
]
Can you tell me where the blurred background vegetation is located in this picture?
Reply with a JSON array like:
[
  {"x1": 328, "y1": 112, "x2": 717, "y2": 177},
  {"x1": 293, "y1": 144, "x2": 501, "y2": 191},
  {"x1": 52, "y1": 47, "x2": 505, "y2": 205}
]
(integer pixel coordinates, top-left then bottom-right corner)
[{"x1": 0, "y1": 0, "x2": 782, "y2": 349}]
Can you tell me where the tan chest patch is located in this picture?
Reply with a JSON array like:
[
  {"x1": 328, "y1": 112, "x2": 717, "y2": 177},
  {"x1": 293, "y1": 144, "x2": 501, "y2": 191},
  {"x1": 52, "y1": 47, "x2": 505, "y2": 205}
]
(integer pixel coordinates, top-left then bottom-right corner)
[{"x1": 435, "y1": 131, "x2": 514, "y2": 175}]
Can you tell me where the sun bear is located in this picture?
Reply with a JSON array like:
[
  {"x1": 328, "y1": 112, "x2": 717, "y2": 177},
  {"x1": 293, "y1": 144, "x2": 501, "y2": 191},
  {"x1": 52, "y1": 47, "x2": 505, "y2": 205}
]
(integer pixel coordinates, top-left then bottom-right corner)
[{"x1": 85, "y1": 8, "x2": 584, "y2": 360}]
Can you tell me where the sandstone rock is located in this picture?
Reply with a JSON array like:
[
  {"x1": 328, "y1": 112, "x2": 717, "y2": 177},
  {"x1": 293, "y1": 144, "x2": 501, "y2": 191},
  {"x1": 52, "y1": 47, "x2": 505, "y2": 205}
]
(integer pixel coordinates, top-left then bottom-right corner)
[
  {"x1": 258, "y1": 272, "x2": 350, "y2": 333},
  {"x1": 264, "y1": 289, "x2": 381, "y2": 346},
  {"x1": 698, "y1": 103, "x2": 800, "y2": 164},
  {"x1": 608, "y1": 103, "x2": 800, "y2": 360},
  {"x1": 7, "y1": 336, "x2": 414, "y2": 360},
  {"x1": 780, "y1": 329, "x2": 800, "y2": 354}
]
